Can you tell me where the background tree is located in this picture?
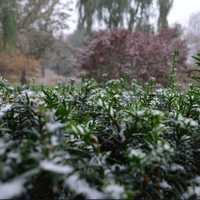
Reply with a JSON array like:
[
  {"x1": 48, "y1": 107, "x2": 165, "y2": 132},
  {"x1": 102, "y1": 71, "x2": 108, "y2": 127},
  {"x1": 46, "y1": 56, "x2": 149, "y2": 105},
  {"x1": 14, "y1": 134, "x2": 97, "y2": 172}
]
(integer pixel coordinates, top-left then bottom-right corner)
[
  {"x1": 77, "y1": 0, "x2": 96, "y2": 33},
  {"x1": 76, "y1": 28, "x2": 188, "y2": 85},
  {"x1": 0, "y1": 0, "x2": 17, "y2": 50},
  {"x1": 157, "y1": 0, "x2": 173, "y2": 30},
  {"x1": 128, "y1": 0, "x2": 153, "y2": 31},
  {"x1": 0, "y1": 0, "x2": 72, "y2": 53},
  {"x1": 77, "y1": 0, "x2": 154, "y2": 33},
  {"x1": 0, "y1": 0, "x2": 72, "y2": 83},
  {"x1": 96, "y1": 0, "x2": 128, "y2": 29},
  {"x1": 186, "y1": 12, "x2": 200, "y2": 64},
  {"x1": 17, "y1": 0, "x2": 71, "y2": 35}
]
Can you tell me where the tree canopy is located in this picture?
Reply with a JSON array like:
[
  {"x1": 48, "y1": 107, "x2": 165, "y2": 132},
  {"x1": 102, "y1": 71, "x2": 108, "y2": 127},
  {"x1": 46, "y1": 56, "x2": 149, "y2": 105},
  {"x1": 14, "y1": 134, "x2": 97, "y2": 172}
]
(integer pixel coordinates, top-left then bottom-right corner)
[{"x1": 0, "y1": 0, "x2": 71, "y2": 51}]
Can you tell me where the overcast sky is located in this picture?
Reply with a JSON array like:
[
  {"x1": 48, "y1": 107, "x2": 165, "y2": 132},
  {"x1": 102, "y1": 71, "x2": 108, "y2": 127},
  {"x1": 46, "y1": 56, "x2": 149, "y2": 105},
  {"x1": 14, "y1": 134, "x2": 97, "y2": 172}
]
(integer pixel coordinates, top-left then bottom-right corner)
[{"x1": 169, "y1": 0, "x2": 200, "y2": 26}]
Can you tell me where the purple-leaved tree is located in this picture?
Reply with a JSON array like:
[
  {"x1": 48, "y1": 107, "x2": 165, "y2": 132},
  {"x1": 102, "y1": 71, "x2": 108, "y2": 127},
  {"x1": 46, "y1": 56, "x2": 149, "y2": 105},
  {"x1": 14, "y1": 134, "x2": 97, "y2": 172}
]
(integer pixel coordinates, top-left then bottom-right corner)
[{"x1": 76, "y1": 28, "x2": 188, "y2": 85}]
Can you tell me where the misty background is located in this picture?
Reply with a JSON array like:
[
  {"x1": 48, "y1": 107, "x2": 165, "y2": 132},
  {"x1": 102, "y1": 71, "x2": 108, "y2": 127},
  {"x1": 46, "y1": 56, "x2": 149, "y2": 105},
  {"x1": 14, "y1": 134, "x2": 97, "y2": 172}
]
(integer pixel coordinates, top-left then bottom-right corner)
[{"x1": 0, "y1": 0, "x2": 200, "y2": 85}]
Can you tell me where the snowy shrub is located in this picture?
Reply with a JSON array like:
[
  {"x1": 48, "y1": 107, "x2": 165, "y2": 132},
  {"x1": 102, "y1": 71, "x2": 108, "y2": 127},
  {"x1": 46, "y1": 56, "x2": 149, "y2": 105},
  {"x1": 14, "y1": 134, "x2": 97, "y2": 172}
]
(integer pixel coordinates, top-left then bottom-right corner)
[{"x1": 0, "y1": 77, "x2": 200, "y2": 199}]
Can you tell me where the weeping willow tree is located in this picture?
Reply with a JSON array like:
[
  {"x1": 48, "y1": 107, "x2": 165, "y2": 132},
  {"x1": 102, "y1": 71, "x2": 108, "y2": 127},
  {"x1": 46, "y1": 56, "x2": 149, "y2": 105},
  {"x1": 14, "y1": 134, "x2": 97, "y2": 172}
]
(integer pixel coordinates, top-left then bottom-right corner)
[
  {"x1": 77, "y1": 0, "x2": 154, "y2": 33},
  {"x1": 157, "y1": 0, "x2": 174, "y2": 30},
  {"x1": 0, "y1": 0, "x2": 17, "y2": 51}
]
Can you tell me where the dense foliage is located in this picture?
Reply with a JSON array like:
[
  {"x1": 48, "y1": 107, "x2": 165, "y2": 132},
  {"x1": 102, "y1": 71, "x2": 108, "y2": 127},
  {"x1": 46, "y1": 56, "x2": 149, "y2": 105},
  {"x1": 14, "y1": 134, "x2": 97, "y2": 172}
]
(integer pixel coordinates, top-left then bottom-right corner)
[
  {"x1": 77, "y1": 28, "x2": 188, "y2": 84},
  {"x1": 0, "y1": 71, "x2": 200, "y2": 199}
]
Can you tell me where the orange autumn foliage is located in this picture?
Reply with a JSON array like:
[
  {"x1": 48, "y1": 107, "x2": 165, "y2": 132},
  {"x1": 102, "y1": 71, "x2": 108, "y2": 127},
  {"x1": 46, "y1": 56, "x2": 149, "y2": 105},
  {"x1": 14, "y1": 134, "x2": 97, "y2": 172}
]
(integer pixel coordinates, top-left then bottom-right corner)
[{"x1": 0, "y1": 52, "x2": 40, "y2": 83}]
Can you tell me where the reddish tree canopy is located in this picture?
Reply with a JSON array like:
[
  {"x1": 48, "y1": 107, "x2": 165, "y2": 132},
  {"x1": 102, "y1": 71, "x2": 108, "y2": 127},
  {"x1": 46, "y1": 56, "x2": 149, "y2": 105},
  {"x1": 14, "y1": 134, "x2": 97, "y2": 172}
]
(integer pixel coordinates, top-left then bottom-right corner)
[{"x1": 76, "y1": 28, "x2": 188, "y2": 84}]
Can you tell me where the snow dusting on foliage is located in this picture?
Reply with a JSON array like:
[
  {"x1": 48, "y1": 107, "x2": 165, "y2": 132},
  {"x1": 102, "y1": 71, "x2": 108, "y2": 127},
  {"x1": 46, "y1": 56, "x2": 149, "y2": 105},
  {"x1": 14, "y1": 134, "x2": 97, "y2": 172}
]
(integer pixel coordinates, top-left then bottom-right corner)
[
  {"x1": 159, "y1": 180, "x2": 172, "y2": 190},
  {"x1": 0, "y1": 104, "x2": 12, "y2": 119},
  {"x1": 170, "y1": 163, "x2": 185, "y2": 172},
  {"x1": 40, "y1": 160, "x2": 73, "y2": 174},
  {"x1": 104, "y1": 183, "x2": 125, "y2": 199},
  {"x1": 0, "y1": 78, "x2": 200, "y2": 199},
  {"x1": 65, "y1": 174, "x2": 104, "y2": 199},
  {"x1": 129, "y1": 149, "x2": 146, "y2": 159},
  {"x1": 46, "y1": 122, "x2": 64, "y2": 133},
  {"x1": 0, "y1": 179, "x2": 25, "y2": 199}
]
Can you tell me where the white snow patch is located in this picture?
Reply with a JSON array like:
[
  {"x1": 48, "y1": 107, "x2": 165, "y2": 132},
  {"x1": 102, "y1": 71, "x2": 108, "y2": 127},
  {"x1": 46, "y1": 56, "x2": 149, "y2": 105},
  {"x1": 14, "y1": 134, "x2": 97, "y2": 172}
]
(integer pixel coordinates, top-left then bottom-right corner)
[
  {"x1": 156, "y1": 88, "x2": 164, "y2": 94},
  {"x1": 40, "y1": 160, "x2": 73, "y2": 174},
  {"x1": 65, "y1": 174, "x2": 104, "y2": 199},
  {"x1": 46, "y1": 122, "x2": 63, "y2": 133},
  {"x1": 21, "y1": 90, "x2": 36, "y2": 97},
  {"x1": 136, "y1": 110, "x2": 145, "y2": 117},
  {"x1": 177, "y1": 115, "x2": 198, "y2": 127},
  {"x1": 160, "y1": 180, "x2": 172, "y2": 190},
  {"x1": 0, "y1": 179, "x2": 25, "y2": 199},
  {"x1": 170, "y1": 164, "x2": 185, "y2": 172},
  {"x1": 195, "y1": 108, "x2": 200, "y2": 113},
  {"x1": 184, "y1": 118, "x2": 198, "y2": 127},
  {"x1": 51, "y1": 136, "x2": 59, "y2": 146},
  {"x1": 0, "y1": 104, "x2": 12, "y2": 119},
  {"x1": 151, "y1": 110, "x2": 164, "y2": 116},
  {"x1": 193, "y1": 187, "x2": 200, "y2": 196},
  {"x1": 193, "y1": 176, "x2": 200, "y2": 184},
  {"x1": 104, "y1": 183, "x2": 124, "y2": 199},
  {"x1": 182, "y1": 186, "x2": 200, "y2": 199},
  {"x1": 129, "y1": 149, "x2": 146, "y2": 159},
  {"x1": 163, "y1": 143, "x2": 171, "y2": 151}
]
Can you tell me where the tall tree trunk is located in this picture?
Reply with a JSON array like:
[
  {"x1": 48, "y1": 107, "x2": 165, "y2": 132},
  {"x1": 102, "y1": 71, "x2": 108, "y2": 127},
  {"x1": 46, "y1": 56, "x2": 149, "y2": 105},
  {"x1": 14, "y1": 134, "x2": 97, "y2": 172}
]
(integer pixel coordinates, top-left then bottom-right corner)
[
  {"x1": 157, "y1": 0, "x2": 173, "y2": 30},
  {"x1": 1, "y1": 0, "x2": 17, "y2": 51}
]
